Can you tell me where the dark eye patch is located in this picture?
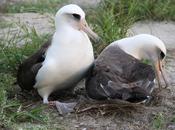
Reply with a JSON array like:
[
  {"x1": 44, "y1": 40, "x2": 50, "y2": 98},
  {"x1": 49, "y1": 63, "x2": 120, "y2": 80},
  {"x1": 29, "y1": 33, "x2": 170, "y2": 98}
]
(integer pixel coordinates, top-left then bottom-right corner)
[
  {"x1": 72, "y1": 13, "x2": 81, "y2": 20},
  {"x1": 160, "y1": 51, "x2": 165, "y2": 59}
]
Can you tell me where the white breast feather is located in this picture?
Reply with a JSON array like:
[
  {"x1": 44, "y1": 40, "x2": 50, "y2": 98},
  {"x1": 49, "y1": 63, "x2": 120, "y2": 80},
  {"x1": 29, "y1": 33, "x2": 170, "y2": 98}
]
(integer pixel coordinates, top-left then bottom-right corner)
[{"x1": 34, "y1": 27, "x2": 94, "y2": 91}]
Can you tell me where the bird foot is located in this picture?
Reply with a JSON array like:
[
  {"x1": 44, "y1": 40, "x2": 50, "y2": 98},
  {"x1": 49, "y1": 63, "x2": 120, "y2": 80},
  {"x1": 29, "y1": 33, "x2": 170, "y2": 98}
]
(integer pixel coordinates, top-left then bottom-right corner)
[
  {"x1": 49, "y1": 101, "x2": 77, "y2": 115},
  {"x1": 48, "y1": 101, "x2": 56, "y2": 106}
]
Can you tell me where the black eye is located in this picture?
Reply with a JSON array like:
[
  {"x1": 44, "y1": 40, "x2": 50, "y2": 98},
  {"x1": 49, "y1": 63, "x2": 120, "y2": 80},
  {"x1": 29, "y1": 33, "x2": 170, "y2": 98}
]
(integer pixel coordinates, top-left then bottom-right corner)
[
  {"x1": 160, "y1": 51, "x2": 165, "y2": 59},
  {"x1": 72, "y1": 13, "x2": 81, "y2": 20}
]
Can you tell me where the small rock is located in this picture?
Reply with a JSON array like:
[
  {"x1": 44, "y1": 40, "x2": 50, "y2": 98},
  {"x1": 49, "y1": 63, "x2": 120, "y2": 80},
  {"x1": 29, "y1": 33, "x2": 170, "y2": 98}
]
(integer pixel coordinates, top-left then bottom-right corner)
[
  {"x1": 167, "y1": 124, "x2": 175, "y2": 130},
  {"x1": 74, "y1": 125, "x2": 79, "y2": 128}
]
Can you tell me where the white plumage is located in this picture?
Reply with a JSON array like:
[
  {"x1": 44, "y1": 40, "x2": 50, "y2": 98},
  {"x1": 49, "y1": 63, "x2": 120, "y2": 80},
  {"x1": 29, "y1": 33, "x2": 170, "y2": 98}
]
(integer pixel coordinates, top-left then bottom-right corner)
[
  {"x1": 34, "y1": 4, "x2": 98, "y2": 104},
  {"x1": 112, "y1": 34, "x2": 166, "y2": 60}
]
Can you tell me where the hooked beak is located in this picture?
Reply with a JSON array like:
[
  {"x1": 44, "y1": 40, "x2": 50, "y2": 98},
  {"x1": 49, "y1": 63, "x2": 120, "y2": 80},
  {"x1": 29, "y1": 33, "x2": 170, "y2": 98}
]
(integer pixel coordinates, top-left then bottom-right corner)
[
  {"x1": 80, "y1": 19, "x2": 100, "y2": 42},
  {"x1": 154, "y1": 58, "x2": 169, "y2": 88}
]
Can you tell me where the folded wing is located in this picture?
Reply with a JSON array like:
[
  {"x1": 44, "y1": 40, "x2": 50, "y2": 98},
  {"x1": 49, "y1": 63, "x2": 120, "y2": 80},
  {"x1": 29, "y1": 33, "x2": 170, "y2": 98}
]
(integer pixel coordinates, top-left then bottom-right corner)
[
  {"x1": 85, "y1": 45, "x2": 155, "y2": 103},
  {"x1": 17, "y1": 39, "x2": 51, "y2": 91}
]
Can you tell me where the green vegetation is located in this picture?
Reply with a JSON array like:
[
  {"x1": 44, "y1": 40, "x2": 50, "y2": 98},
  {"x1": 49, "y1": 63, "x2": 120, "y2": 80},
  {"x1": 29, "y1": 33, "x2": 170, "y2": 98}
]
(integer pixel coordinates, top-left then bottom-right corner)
[
  {"x1": 87, "y1": 0, "x2": 175, "y2": 53},
  {"x1": 0, "y1": 24, "x2": 50, "y2": 129},
  {"x1": 152, "y1": 113, "x2": 175, "y2": 130},
  {"x1": 6, "y1": 0, "x2": 64, "y2": 14},
  {"x1": 0, "y1": 0, "x2": 175, "y2": 129},
  {"x1": 0, "y1": 24, "x2": 50, "y2": 74},
  {"x1": 152, "y1": 113, "x2": 165, "y2": 130},
  {"x1": 0, "y1": 73, "x2": 48, "y2": 128},
  {"x1": 0, "y1": 21, "x2": 14, "y2": 29},
  {"x1": 171, "y1": 115, "x2": 175, "y2": 123}
]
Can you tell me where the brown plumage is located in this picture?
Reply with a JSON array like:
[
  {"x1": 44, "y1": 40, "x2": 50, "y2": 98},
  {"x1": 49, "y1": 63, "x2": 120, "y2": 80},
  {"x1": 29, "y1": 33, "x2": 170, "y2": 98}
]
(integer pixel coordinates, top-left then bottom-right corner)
[
  {"x1": 17, "y1": 39, "x2": 51, "y2": 91},
  {"x1": 86, "y1": 45, "x2": 155, "y2": 103}
]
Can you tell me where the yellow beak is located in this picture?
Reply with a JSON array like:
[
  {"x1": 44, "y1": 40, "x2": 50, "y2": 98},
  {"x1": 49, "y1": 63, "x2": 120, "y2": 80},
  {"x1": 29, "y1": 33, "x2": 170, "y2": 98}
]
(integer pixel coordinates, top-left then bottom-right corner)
[
  {"x1": 80, "y1": 19, "x2": 100, "y2": 42},
  {"x1": 154, "y1": 59, "x2": 169, "y2": 88}
]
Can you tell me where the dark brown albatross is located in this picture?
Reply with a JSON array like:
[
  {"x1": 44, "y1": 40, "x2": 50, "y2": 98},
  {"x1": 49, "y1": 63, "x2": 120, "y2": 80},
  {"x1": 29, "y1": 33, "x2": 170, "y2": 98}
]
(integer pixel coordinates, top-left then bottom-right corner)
[{"x1": 86, "y1": 34, "x2": 168, "y2": 103}]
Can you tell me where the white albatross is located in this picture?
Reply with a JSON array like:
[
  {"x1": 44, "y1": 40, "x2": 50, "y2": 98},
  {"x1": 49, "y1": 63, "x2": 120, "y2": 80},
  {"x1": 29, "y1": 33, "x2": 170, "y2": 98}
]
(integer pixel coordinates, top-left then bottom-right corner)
[
  {"x1": 34, "y1": 4, "x2": 98, "y2": 103},
  {"x1": 17, "y1": 4, "x2": 99, "y2": 114}
]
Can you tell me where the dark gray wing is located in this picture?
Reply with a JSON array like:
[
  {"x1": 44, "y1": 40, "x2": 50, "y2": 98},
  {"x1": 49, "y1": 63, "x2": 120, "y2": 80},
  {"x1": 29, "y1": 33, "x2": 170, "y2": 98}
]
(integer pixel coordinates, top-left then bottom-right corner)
[
  {"x1": 17, "y1": 39, "x2": 51, "y2": 91},
  {"x1": 85, "y1": 45, "x2": 155, "y2": 103}
]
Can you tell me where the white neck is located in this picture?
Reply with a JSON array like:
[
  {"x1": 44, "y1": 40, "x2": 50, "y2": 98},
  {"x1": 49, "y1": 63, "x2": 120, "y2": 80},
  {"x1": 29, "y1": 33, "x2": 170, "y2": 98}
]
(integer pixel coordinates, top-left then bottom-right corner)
[
  {"x1": 45, "y1": 24, "x2": 93, "y2": 61},
  {"x1": 112, "y1": 34, "x2": 166, "y2": 62}
]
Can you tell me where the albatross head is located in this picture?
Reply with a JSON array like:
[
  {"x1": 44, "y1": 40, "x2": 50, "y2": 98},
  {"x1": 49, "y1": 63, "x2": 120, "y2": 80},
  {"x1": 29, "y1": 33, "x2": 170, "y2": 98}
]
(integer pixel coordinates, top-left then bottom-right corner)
[
  {"x1": 117, "y1": 34, "x2": 169, "y2": 88},
  {"x1": 55, "y1": 4, "x2": 99, "y2": 41},
  {"x1": 134, "y1": 34, "x2": 168, "y2": 88},
  {"x1": 146, "y1": 37, "x2": 169, "y2": 89}
]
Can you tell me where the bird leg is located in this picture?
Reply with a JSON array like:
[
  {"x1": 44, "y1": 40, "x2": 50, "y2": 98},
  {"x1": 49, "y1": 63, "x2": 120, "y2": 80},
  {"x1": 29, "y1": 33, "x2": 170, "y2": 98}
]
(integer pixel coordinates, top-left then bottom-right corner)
[{"x1": 43, "y1": 96, "x2": 49, "y2": 104}]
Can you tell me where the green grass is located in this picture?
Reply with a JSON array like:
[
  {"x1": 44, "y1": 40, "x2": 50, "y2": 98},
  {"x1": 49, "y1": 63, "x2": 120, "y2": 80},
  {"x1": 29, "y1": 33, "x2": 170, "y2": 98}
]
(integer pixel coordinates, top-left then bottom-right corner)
[
  {"x1": 171, "y1": 115, "x2": 175, "y2": 123},
  {"x1": 152, "y1": 113, "x2": 175, "y2": 130},
  {"x1": 0, "y1": 21, "x2": 14, "y2": 29},
  {"x1": 0, "y1": 23, "x2": 50, "y2": 75},
  {"x1": 87, "y1": 0, "x2": 175, "y2": 53},
  {"x1": 87, "y1": 0, "x2": 136, "y2": 53},
  {"x1": 0, "y1": 24, "x2": 50, "y2": 129},
  {"x1": 118, "y1": 0, "x2": 175, "y2": 21},
  {"x1": 152, "y1": 113, "x2": 165, "y2": 130},
  {"x1": 0, "y1": 0, "x2": 175, "y2": 129},
  {"x1": 0, "y1": 73, "x2": 48, "y2": 129},
  {"x1": 5, "y1": 0, "x2": 64, "y2": 14},
  {"x1": 4, "y1": 0, "x2": 175, "y2": 20}
]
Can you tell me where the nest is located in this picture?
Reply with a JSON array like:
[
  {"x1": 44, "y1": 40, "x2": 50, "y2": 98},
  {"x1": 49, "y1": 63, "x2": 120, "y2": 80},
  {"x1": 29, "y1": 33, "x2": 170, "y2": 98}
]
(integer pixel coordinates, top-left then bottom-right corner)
[{"x1": 74, "y1": 99, "x2": 148, "y2": 116}]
